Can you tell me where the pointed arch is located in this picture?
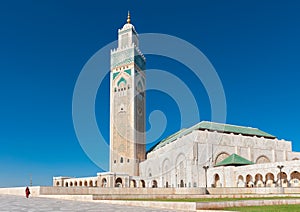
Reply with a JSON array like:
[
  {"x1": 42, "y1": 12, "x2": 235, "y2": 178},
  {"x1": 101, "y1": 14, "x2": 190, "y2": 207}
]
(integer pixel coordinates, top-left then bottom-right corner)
[
  {"x1": 117, "y1": 77, "x2": 127, "y2": 87},
  {"x1": 290, "y1": 171, "x2": 300, "y2": 187},
  {"x1": 130, "y1": 179, "x2": 136, "y2": 187},
  {"x1": 215, "y1": 152, "x2": 230, "y2": 165},
  {"x1": 256, "y1": 155, "x2": 270, "y2": 164},
  {"x1": 152, "y1": 180, "x2": 158, "y2": 188},
  {"x1": 246, "y1": 174, "x2": 254, "y2": 187},
  {"x1": 115, "y1": 177, "x2": 123, "y2": 187},
  {"x1": 140, "y1": 180, "x2": 145, "y2": 188},
  {"x1": 214, "y1": 174, "x2": 221, "y2": 187},
  {"x1": 265, "y1": 173, "x2": 275, "y2": 187},
  {"x1": 101, "y1": 178, "x2": 107, "y2": 187},
  {"x1": 175, "y1": 153, "x2": 186, "y2": 188},
  {"x1": 255, "y1": 173, "x2": 264, "y2": 187}
]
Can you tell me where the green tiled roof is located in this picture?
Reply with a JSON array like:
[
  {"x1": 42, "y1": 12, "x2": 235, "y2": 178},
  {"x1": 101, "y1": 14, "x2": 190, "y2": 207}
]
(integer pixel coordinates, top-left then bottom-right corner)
[
  {"x1": 147, "y1": 129, "x2": 186, "y2": 153},
  {"x1": 195, "y1": 121, "x2": 276, "y2": 139},
  {"x1": 215, "y1": 153, "x2": 254, "y2": 167},
  {"x1": 147, "y1": 121, "x2": 276, "y2": 153}
]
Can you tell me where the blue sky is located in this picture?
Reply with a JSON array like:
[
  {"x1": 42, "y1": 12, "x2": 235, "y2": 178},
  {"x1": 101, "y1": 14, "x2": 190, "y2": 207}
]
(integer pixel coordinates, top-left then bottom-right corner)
[{"x1": 0, "y1": 1, "x2": 300, "y2": 187}]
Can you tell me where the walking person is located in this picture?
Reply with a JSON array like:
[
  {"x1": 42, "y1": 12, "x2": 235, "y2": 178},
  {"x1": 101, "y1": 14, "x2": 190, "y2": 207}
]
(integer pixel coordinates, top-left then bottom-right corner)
[{"x1": 25, "y1": 187, "x2": 30, "y2": 198}]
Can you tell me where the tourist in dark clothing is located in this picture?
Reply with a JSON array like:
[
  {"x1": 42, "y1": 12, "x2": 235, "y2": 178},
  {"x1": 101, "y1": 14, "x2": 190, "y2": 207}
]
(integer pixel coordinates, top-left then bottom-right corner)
[{"x1": 25, "y1": 187, "x2": 30, "y2": 198}]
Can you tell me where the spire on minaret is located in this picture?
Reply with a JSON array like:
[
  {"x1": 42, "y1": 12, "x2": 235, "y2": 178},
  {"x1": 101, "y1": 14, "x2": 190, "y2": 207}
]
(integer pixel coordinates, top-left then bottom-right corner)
[{"x1": 127, "y1": 11, "x2": 131, "y2": 24}]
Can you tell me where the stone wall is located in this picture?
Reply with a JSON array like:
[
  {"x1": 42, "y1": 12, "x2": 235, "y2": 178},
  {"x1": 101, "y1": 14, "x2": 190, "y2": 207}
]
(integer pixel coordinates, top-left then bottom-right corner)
[
  {"x1": 140, "y1": 129, "x2": 297, "y2": 189},
  {"x1": 40, "y1": 187, "x2": 206, "y2": 196},
  {"x1": 208, "y1": 187, "x2": 300, "y2": 195},
  {"x1": 0, "y1": 186, "x2": 41, "y2": 197},
  {"x1": 2, "y1": 186, "x2": 300, "y2": 200},
  {"x1": 0, "y1": 186, "x2": 206, "y2": 199}
]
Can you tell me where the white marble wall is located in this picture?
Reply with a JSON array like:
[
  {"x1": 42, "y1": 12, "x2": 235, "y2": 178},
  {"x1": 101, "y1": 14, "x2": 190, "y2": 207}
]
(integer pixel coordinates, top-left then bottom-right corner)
[{"x1": 139, "y1": 129, "x2": 299, "y2": 188}]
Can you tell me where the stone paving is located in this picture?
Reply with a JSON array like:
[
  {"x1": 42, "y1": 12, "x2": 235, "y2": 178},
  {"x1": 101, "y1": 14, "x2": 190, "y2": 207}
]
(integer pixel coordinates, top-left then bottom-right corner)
[{"x1": 0, "y1": 195, "x2": 178, "y2": 212}]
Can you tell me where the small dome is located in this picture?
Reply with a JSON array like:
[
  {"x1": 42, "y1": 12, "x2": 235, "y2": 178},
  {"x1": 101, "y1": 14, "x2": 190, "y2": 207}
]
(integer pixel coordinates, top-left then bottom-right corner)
[
  {"x1": 122, "y1": 23, "x2": 134, "y2": 30},
  {"x1": 121, "y1": 11, "x2": 135, "y2": 30}
]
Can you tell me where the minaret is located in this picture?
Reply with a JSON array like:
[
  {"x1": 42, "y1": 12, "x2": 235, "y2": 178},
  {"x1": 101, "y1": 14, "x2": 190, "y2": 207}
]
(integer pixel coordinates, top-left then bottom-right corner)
[{"x1": 110, "y1": 12, "x2": 146, "y2": 176}]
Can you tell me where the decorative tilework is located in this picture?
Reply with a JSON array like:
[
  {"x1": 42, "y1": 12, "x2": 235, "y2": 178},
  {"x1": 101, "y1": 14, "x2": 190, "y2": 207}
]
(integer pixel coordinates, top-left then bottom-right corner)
[
  {"x1": 113, "y1": 72, "x2": 120, "y2": 80},
  {"x1": 124, "y1": 69, "x2": 131, "y2": 76}
]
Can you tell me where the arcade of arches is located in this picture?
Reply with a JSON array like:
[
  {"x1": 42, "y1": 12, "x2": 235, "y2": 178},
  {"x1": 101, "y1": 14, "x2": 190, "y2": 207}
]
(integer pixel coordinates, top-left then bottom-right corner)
[
  {"x1": 54, "y1": 175, "x2": 147, "y2": 188},
  {"x1": 209, "y1": 161, "x2": 300, "y2": 188},
  {"x1": 212, "y1": 171, "x2": 300, "y2": 188}
]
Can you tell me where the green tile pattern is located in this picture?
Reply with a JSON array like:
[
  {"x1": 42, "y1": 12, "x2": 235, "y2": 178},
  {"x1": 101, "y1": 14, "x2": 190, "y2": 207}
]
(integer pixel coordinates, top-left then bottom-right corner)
[
  {"x1": 113, "y1": 72, "x2": 120, "y2": 80},
  {"x1": 124, "y1": 69, "x2": 131, "y2": 75}
]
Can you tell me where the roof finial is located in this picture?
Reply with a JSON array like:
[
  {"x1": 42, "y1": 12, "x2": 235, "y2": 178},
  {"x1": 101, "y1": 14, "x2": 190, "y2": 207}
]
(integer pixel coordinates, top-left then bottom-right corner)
[{"x1": 127, "y1": 11, "x2": 131, "y2": 24}]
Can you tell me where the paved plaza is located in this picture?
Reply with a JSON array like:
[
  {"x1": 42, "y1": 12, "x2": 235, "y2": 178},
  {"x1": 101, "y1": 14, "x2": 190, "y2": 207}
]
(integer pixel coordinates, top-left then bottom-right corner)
[{"x1": 0, "y1": 195, "x2": 178, "y2": 212}]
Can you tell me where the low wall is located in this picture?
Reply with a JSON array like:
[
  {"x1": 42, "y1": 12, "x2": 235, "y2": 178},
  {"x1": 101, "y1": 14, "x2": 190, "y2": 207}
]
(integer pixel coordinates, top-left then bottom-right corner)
[
  {"x1": 0, "y1": 186, "x2": 206, "y2": 200},
  {"x1": 39, "y1": 195, "x2": 94, "y2": 201},
  {"x1": 0, "y1": 186, "x2": 41, "y2": 197},
  {"x1": 96, "y1": 200, "x2": 197, "y2": 211},
  {"x1": 196, "y1": 199, "x2": 300, "y2": 210},
  {"x1": 40, "y1": 187, "x2": 205, "y2": 199},
  {"x1": 92, "y1": 194, "x2": 207, "y2": 200},
  {"x1": 2, "y1": 186, "x2": 300, "y2": 199},
  {"x1": 207, "y1": 187, "x2": 300, "y2": 195}
]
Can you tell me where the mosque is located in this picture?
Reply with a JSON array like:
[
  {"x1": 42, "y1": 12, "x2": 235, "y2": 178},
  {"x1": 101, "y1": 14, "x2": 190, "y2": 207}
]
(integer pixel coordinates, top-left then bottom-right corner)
[{"x1": 53, "y1": 13, "x2": 300, "y2": 190}]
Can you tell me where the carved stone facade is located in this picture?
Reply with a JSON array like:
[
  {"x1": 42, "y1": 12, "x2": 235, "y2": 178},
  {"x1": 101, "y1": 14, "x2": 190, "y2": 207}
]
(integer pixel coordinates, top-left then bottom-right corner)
[
  {"x1": 139, "y1": 124, "x2": 300, "y2": 188},
  {"x1": 109, "y1": 16, "x2": 146, "y2": 176}
]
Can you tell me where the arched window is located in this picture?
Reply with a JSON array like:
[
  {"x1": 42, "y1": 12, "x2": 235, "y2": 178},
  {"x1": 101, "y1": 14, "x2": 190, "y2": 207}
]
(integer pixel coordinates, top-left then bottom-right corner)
[
  {"x1": 102, "y1": 178, "x2": 107, "y2": 187},
  {"x1": 180, "y1": 180, "x2": 184, "y2": 187},
  {"x1": 290, "y1": 171, "x2": 300, "y2": 187},
  {"x1": 256, "y1": 156, "x2": 270, "y2": 164},
  {"x1": 120, "y1": 157, "x2": 123, "y2": 163},
  {"x1": 215, "y1": 152, "x2": 229, "y2": 165},
  {"x1": 246, "y1": 174, "x2": 253, "y2": 187},
  {"x1": 214, "y1": 174, "x2": 220, "y2": 187},
  {"x1": 265, "y1": 173, "x2": 275, "y2": 187},
  {"x1": 115, "y1": 178, "x2": 123, "y2": 187},
  {"x1": 277, "y1": 172, "x2": 288, "y2": 187},
  {"x1": 152, "y1": 180, "x2": 158, "y2": 188},
  {"x1": 255, "y1": 173, "x2": 264, "y2": 187},
  {"x1": 130, "y1": 180, "x2": 136, "y2": 187},
  {"x1": 140, "y1": 180, "x2": 145, "y2": 188},
  {"x1": 291, "y1": 171, "x2": 300, "y2": 180}
]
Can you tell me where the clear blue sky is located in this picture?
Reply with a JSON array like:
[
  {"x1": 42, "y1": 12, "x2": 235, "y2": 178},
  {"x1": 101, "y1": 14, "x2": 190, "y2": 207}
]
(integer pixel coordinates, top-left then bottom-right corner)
[{"x1": 0, "y1": 1, "x2": 299, "y2": 187}]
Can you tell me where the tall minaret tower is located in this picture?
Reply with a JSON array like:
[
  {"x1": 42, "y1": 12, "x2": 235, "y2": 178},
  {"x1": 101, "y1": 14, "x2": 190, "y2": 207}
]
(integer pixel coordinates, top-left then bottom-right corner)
[{"x1": 110, "y1": 12, "x2": 146, "y2": 176}]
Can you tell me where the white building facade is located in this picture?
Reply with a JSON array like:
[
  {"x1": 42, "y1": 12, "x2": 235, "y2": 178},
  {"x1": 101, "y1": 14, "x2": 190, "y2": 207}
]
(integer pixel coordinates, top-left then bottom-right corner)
[{"x1": 139, "y1": 121, "x2": 300, "y2": 188}]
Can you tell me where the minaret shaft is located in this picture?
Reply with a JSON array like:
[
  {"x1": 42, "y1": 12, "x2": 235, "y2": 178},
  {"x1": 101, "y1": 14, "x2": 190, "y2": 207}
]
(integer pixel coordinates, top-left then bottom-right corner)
[{"x1": 109, "y1": 14, "x2": 146, "y2": 176}]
